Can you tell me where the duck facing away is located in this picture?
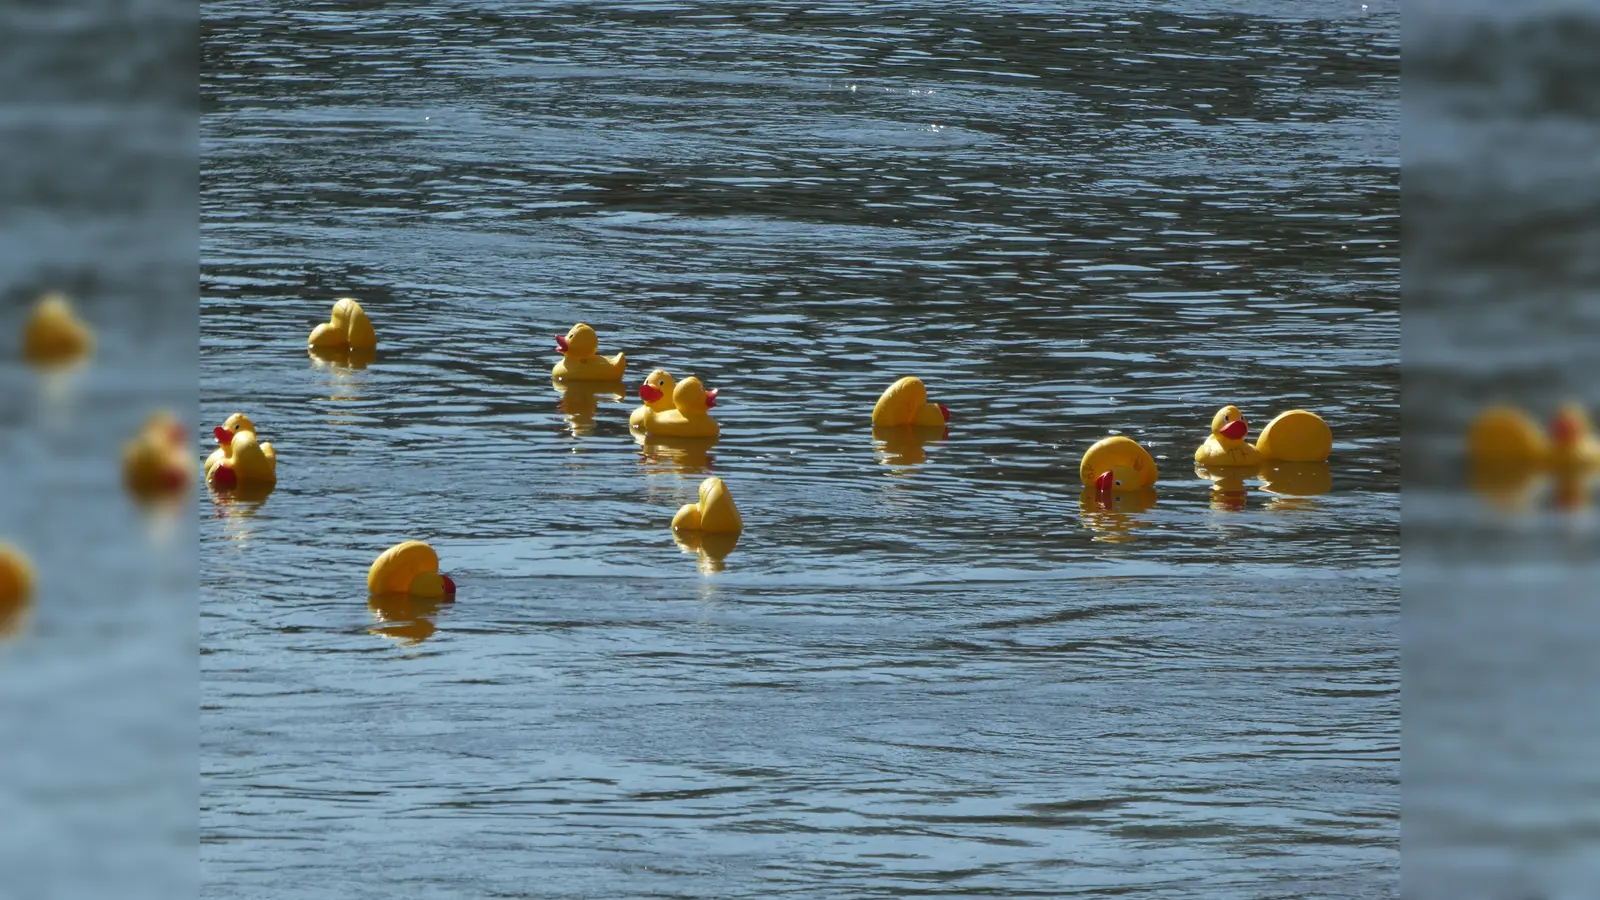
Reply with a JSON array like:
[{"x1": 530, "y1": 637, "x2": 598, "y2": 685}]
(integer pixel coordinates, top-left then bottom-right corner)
[
  {"x1": 368, "y1": 540, "x2": 457, "y2": 599},
  {"x1": 672, "y1": 477, "x2": 742, "y2": 533},
  {"x1": 871, "y1": 377, "x2": 949, "y2": 428},
  {"x1": 308, "y1": 298, "x2": 377, "y2": 352}
]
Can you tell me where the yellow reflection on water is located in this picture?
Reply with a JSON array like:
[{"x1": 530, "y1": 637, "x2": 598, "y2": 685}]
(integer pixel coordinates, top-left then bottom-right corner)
[
  {"x1": 368, "y1": 593, "x2": 452, "y2": 645},
  {"x1": 208, "y1": 483, "x2": 274, "y2": 543},
  {"x1": 636, "y1": 431, "x2": 716, "y2": 475},
  {"x1": 308, "y1": 346, "x2": 376, "y2": 372},
  {"x1": 1077, "y1": 486, "x2": 1158, "y2": 542},
  {"x1": 553, "y1": 377, "x2": 625, "y2": 437},
  {"x1": 672, "y1": 530, "x2": 739, "y2": 574},
  {"x1": 1258, "y1": 461, "x2": 1332, "y2": 511},
  {"x1": 1196, "y1": 466, "x2": 1253, "y2": 512},
  {"x1": 872, "y1": 424, "x2": 946, "y2": 470}
]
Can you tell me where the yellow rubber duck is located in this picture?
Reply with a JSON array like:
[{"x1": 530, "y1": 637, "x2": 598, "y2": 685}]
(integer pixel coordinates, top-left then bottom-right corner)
[
  {"x1": 22, "y1": 292, "x2": 94, "y2": 365},
  {"x1": 552, "y1": 322, "x2": 626, "y2": 381},
  {"x1": 1079, "y1": 435, "x2": 1159, "y2": 494},
  {"x1": 638, "y1": 376, "x2": 721, "y2": 439},
  {"x1": 122, "y1": 410, "x2": 196, "y2": 496},
  {"x1": 1466, "y1": 404, "x2": 1548, "y2": 468},
  {"x1": 368, "y1": 540, "x2": 457, "y2": 599},
  {"x1": 631, "y1": 369, "x2": 678, "y2": 429},
  {"x1": 204, "y1": 413, "x2": 277, "y2": 489},
  {"x1": 0, "y1": 542, "x2": 34, "y2": 637},
  {"x1": 871, "y1": 377, "x2": 950, "y2": 428},
  {"x1": 671, "y1": 477, "x2": 742, "y2": 533},
  {"x1": 308, "y1": 298, "x2": 377, "y2": 352},
  {"x1": 1194, "y1": 405, "x2": 1332, "y2": 467},
  {"x1": 1547, "y1": 402, "x2": 1600, "y2": 470}
]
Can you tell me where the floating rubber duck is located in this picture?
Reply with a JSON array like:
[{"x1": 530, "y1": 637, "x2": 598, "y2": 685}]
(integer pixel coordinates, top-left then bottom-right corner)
[
  {"x1": 552, "y1": 322, "x2": 626, "y2": 381},
  {"x1": 122, "y1": 410, "x2": 195, "y2": 497},
  {"x1": 672, "y1": 477, "x2": 742, "y2": 534},
  {"x1": 631, "y1": 369, "x2": 678, "y2": 429},
  {"x1": 638, "y1": 376, "x2": 721, "y2": 439},
  {"x1": 1547, "y1": 402, "x2": 1600, "y2": 470},
  {"x1": 0, "y1": 542, "x2": 33, "y2": 637},
  {"x1": 1466, "y1": 404, "x2": 1548, "y2": 468},
  {"x1": 368, "y1": 540, "x2": 457, "y2": 599},
  {"x1": 308, "y1": 298, "x2": 377, "y2": 353},
  {"x1": 1194, "y1": 405, "x2": 1332, "y2": 467},
  {"x1": 204, "y1": 413, "x2": 277, "y2": 489},
  {"x1": 22, "y1": 292, "x2": 94, "y2": 365},
  {"x1": 1079, "y1": 435, "x2": 1159, "y2": 494},
  {"x1": 871, "y1": 377, "x2": 950, "y2": 428}
]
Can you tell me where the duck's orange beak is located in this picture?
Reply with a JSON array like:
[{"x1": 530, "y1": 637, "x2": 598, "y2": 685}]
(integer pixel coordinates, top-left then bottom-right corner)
[
  {"x1": 555, "y1": 334, "x2": 569, "y2": 353},
  {"x1": 938, "y1": 403, "x2": 950, "y2": 422},
  {"x1": 211, "y1": 464, "x2": 236, "y2": 488},
  {"x1": 704, "y1": 388, "x2": 718, "y2": 409},
  {"x1": 1221, "y1": 418, "x2": 1248, "y2": 441},
  {"x1": 441, "y1": 574, "x2": 456, "y2": 595},
  {"x1": 640, "y1": 383, "x2": 662, "y2": 403},
  {"x1": 1095, "y1": 470, "x2": 1115, "y2": 493},
  {"x1": 213, "y1": 426, "x2": 232, "y2": 446}
]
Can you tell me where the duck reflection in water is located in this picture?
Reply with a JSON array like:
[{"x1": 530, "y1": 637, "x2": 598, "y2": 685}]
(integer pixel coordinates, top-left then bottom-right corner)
[
  {"x1": 367, "y1": 592, "x2": 452, "y2": 645},
  {"x1": 1467, "y1": 464, "x2": 1545, "y2": 513},
  {"x1": 1258, "y1": 461, "x2": 1332, "y2": 511},
  {"x1": 1077, "y1": 485, "x2": 1158, "y2": 543},
  {"x1": 308, "y1": 345, "x2": 376, "y2": 371},
  {"x1": 872, "y1": 424, "x2": 946, "y2": 469},
  {"x1": 1196, "y1": 466, "x2": 1253, "y2": 512},
  {"x1": 208, "y1": 482, "x2": 275, "y2": 542},
  {"x1": 553, "y1": 377, "x2": 625, "y2": 438},
  {"x1": 1551, "y1": 471, "x2": 1594, "y2": 513},
  {"x1": 635, "y1": 433, "x2": 716, "y2": 475},
  {"x1": 672, "y1": 530, "x2": 739, "y2": 574}
]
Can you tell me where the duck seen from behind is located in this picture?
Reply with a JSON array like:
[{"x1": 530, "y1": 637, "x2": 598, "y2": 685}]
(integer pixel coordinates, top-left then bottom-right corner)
[
  {"x1": 552, "y1": 322, "x2": 627, "y2": 381},
  {"x1": 22, "y1": 292, "x2": 94, "y2": 366},
  {"x1": 205, "y1": 413, "x2": 277, "y2": 489},
  {"x1": 368, "y1": 540, "x2": 457, "y2": 599},
  {"x1": 637, "y1": 375, "x2": 721, "y2": 439},
  {"x1": 672, "y1": 477, "x2": 742, "y2": 534},
  {"x1": 1194, "y1": 405, "x2": 1332, "y2": 467},
  {"x1": 308, "y1": 298, "x2": 377, "y2": 353},
  {"x1": 871, "y1": 377, "x2": 950, "y2": 428}
]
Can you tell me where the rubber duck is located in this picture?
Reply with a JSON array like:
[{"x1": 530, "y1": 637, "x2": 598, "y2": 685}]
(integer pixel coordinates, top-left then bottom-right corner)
[
  {"x1": 1079, "y1": 435, "x2": 1159, "y2": 494},
  {"x1": 204, "y1": 413, "x2": 277, "y2": 489},
  {"x1": 552, "y1": 322, "x2": 626, "y2": 381},
  {"x1": 1194, "y1": 406, "x2": 1332, "y2": 467},
  {"x1": 871, "y1": 377, "x2": 950, "y2": 428},
  {"x1": 308, "y1": 298, "x2": 377, "y2": 353},
  {"x1": 0, "y1": 542, "x2": 33, "y2": 637},
  {"x1": 638, "y1": 376, "x2": 720, "y2": 439},
  {"x1": 672, "y1": 477, "x2": 742, "y2": 534},
  {"x1": 630, "y1": 369, "x2": 678, "y2": 429},
  {"x1": 122, "y1": 410, "x2": 195, "y2": 496},
  {"x1": 1466, "y1": 404, "x2": 1548, "y2": 468},
  {"x1": 1547, "y1": 402, "x2": 1600, "y2": 470},
  {"x1": 22, "y1": 292, "x2": 94, "y2": 365},
  {"x1": 368, "y1": 540, "x2": 457, "y2": 599}
]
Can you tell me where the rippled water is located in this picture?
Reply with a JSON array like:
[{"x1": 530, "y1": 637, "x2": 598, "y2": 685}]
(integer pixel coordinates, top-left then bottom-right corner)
[{"x1": 202, "y1": 2, "x2": 1399, "y2": 895}]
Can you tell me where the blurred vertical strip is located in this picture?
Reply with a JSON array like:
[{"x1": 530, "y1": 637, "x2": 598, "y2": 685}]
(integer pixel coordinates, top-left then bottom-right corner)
[
  {"x1": 0, "y1": 0, "x2": 197, "y2": 898},
  {"x1": 1404, "y1": 0, "x2": 1600, "y2": 897}
]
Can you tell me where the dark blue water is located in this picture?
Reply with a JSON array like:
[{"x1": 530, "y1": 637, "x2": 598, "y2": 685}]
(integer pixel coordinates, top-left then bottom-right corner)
[{"x1": 201, "y1": 2, "x2": 1398, "y2": 896}]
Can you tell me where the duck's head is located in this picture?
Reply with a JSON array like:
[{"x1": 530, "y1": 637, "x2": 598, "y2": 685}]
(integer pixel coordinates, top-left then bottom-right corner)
[
  {"x1": 1549, "y1": 402, "x2": 1593, "y2": 448},
  {"x1": 1093, "y1": 465, "x2": 1146, "y2": 495},
  {"x1": 638, "y1": 369, "x2": 677, "y2": 409},
  {"x1": 212, "y1": 412, "x2": 257, "y2": 448},
  {"x1": 142, "y1": 411, "x2": 189, "y2": 449},
  {"x1": 1210, "y1": 405, "x2": 1249, "y2": 444},
  {"x1": 556, "y1": 323, "x2": 599, "y2": 357},
  {"x1": 674, "y1": 376, "x2": 718, "y2": 414}
]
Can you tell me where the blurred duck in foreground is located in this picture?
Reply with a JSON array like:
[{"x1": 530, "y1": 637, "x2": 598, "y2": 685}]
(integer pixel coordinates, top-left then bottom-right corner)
[
  {"x1": 22, "y1": 292, "x2": 94, "y2": 366},
  {"x1": 0, "y1": 542, "x2": 34, "y2": 638},
  {"x1": 123, "y1": 410, "x2": 196, "y2": 497},
  {"x1": 1467, "y1": 402, "x2": 1600, "y2": 471}
]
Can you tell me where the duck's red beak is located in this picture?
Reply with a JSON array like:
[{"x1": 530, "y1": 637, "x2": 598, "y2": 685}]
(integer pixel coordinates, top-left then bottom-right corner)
[
  {"x1": 211, "y1": 464, "x2": 236, "y2": 488},
  {"x1": 1551, "y1": 414, "x2": 1579, "y2": 445},
  {"x1": 213, "y1": 426, "x2": 232, "y2": 446},
  {"x1": 1221, "y1": 419, "x2": 1248, "y2": 441},
  {"x1": 640, "y1": 383, "x2": 663, "y2": 403},
  {"x1": 1095, "y1": 470, "x2": 1115, "y2": 493},
  {"x1": 555, "y1": 334, "x2": 569, "y2": 353},
  {"x1": 704, "y1": 388, "x2": 719, "y2": 409},
  {"x1": 938, "y1": 403, "x2": 950, "y2": 422},
  {"x1": 441, "y1": 574, "x2": 456, "y2": 595}
]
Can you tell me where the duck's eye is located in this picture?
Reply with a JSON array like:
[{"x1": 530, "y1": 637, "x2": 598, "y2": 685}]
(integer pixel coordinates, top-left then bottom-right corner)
[{"x1": 1114, "y1": 480, "x2": 1123, "y2": 487}]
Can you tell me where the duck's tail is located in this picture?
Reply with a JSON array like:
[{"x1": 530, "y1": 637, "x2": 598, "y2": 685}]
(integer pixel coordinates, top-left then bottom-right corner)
[
  {"x1": 671, "y1": 502, "x2": 703, "y2": 531},
  {"x1": 1255, "y1": 409, "x2": 1332, "y2": 463},
  {"x1": 259, "y1": 441, "x2": 276, "y2": 461},
  {"x1": 608, "y1": 352, "x2": 627, "y2": 379}
]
